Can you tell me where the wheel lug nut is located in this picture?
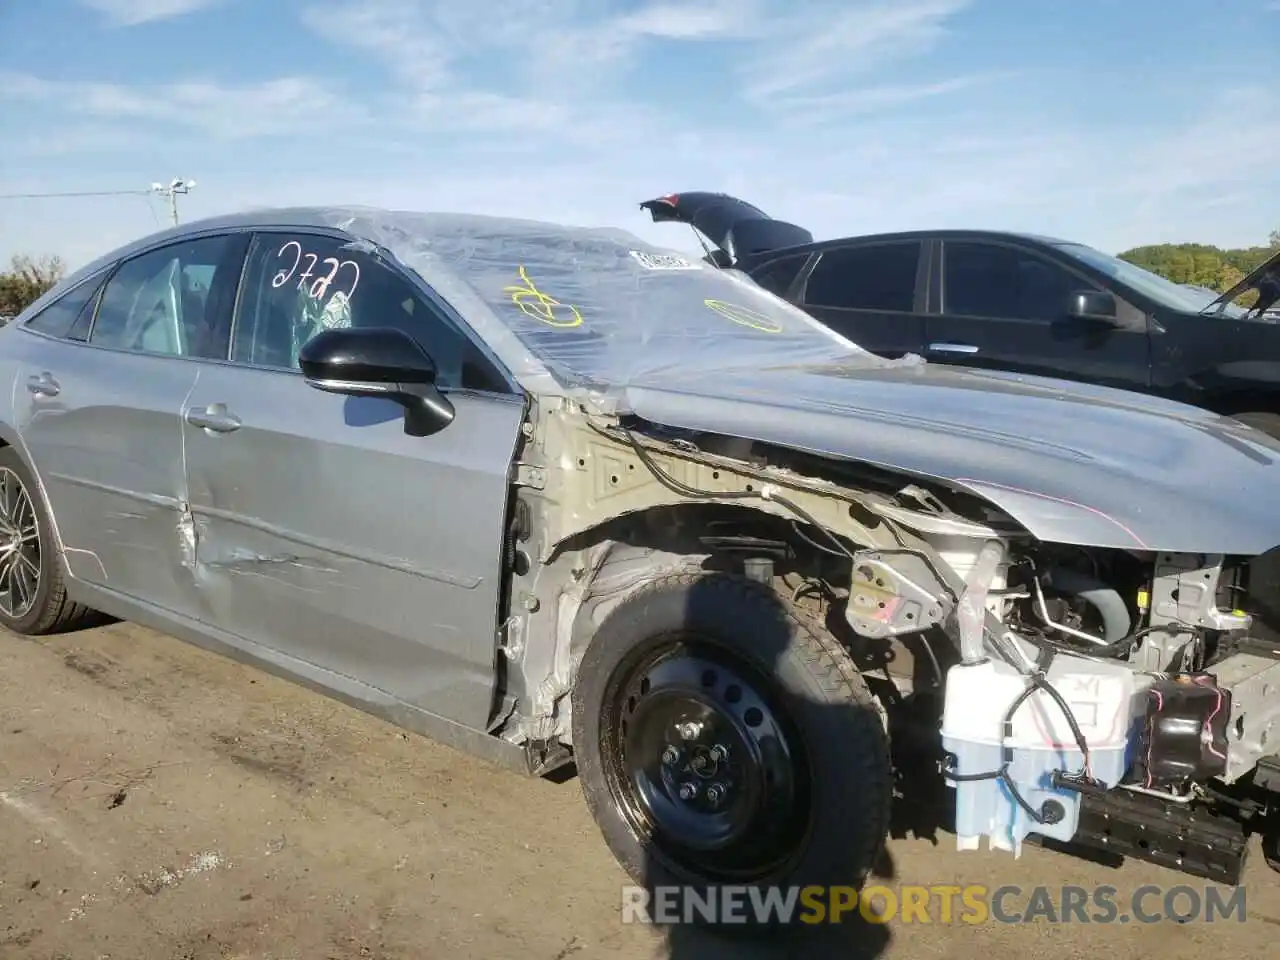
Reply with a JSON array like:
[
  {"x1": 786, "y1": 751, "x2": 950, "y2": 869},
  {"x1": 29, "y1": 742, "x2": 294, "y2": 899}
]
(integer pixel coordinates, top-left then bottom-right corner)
[
  {"x1": 661, "y1": 746, "x2": 681, "y2": 766},
  {"x1": 676, "y1": 721, "x2": 702, "y2": 740},
  {"x1": 706, "y1": 783, "x2": 727, "y2": 807},
  {"x1": 710, "y1": 744, "x2": 728, "y2": 762},
  {"x1": 678, "y1": 782, "x2": 698, "y2": 801}
]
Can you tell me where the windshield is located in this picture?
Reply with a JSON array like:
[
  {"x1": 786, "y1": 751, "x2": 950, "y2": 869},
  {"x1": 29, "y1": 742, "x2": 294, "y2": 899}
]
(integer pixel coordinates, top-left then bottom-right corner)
[
  {"x1": 1053, "y1": 242, "x2": 1246, "y2": 318},
  {"x1": 397, "y1": 218, "x2": 886, "y2": 390}
]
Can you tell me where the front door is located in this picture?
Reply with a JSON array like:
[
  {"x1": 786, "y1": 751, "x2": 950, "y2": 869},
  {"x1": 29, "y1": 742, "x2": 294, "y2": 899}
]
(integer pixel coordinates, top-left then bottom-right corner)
[
  {"x1": 796, "y1": 241, "x2": 927, "y2": 358},
  {"x1": 181, "y1": 229, "x2": 524, "y2": 729},
  {"x1": 11, "y1": 233, "x2": 245, "y2": 618},
  {"x1": 925, "y1": 239, "x2": 1152, "y2": 390}
]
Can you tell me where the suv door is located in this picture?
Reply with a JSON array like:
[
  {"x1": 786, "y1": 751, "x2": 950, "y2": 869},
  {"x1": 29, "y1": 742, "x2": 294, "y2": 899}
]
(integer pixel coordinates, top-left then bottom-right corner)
[
  {"x1": 927, "y1": 239, "x2": 1151, "y2": 388},
  {"x1": 10, "y1": 233, "x2": 247, "y2": 618},
  {"x1": 180, "y1": 229, "x2": 524, "y2": 730},
  {"x1": 794, "y1": 241, "x2": 926, "y2": 358}
]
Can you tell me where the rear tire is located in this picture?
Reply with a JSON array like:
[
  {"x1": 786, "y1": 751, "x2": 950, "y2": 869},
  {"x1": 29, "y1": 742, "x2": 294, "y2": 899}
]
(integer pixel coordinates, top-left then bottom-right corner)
[
  {"x1": 571, "y1": 572, "x2": 891, "y2": 935},
  {"x1": 0, "y1": 446, "x2": 100, "y2": 635}
]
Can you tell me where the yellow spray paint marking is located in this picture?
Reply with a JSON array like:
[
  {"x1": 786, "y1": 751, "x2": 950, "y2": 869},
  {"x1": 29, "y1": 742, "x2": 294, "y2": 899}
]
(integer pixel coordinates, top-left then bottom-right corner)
[
  {"x1": 504, "y1": 265, "x2": 583, "y2": 328},
  {"x1": 704, "y1": 299, "x2": 784, "y2": 333}
]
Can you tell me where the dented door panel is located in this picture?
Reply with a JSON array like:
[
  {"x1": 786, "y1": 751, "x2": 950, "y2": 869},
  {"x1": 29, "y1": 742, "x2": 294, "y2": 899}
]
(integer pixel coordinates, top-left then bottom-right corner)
[
  {"x1": 10, "y1": 333, "x2": 200, "y2": 615},
  {"x1": 180, "y1": 362, "x2": 524, "y2": 730}
]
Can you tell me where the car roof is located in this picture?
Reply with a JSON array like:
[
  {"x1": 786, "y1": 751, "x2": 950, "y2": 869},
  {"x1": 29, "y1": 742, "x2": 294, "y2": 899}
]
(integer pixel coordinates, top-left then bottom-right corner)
[
  {"x1": 32, "y1": 205, "x2": 870, "y2": 404},
  {"x1": 755, "y1": 228, "x2": 1077, "y2": 258}
]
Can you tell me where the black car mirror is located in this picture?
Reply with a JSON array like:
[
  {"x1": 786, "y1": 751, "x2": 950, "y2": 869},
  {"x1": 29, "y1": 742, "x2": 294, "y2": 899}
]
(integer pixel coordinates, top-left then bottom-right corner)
[
  {"x1": 1068, "y1": 290, "x2": 1120, "y2": 324},
  {"x1": 299, "y1": 326, "x2": 455, "y2": 437}
]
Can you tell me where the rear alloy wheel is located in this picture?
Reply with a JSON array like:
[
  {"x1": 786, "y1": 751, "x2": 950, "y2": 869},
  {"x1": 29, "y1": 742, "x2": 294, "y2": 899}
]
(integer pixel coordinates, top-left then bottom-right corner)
[
  {"x1": 0, "y1": 447, "x2": 99, "y2": 636},
  {"x1": 0, "y1": 463, "x2": 41, "y2": 622},
  {"x1": 572, "y1": 572, "x2": 891, "y2": 935}
]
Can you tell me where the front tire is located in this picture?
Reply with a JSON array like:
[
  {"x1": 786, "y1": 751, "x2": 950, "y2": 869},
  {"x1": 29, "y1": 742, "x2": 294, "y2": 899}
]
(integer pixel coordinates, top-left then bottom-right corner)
[
  {"x1": 0, "y1": 446, "x2": 99, "y2": 635},
  {"x1": 571, "y1": 572, "x2": 891, "y2": 934}
]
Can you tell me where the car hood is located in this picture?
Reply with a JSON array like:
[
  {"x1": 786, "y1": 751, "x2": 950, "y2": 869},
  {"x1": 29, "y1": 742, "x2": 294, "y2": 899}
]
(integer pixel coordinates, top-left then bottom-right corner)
[
  {"x1": 1202, "y1": 247, "x2": 1280, "y2": 318},
  {"x1": 621, "y1": 360, "x2": 1280, "y2": 556}
]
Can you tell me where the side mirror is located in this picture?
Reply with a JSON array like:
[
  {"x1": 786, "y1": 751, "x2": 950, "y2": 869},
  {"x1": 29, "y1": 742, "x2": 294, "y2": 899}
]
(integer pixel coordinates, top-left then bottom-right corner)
[
  {"x1": 1067, "y1": 290, "x2": 1120, "y2": 324},
  {"x1": 298, "y1": 327, "x2": 455, "y2": 437}
]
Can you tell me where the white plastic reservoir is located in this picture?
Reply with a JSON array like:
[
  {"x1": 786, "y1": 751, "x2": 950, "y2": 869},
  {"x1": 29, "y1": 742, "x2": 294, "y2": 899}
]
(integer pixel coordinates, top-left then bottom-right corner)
[{"x1": 941, "y1": 655, "x2": 1151, "y2": 856}]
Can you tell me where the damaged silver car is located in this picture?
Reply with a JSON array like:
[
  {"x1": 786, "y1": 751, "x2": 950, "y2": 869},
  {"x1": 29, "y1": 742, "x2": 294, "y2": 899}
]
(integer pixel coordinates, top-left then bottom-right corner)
[{"x1": 2, "y1": 208, "x2": 1280, "y2": 928}]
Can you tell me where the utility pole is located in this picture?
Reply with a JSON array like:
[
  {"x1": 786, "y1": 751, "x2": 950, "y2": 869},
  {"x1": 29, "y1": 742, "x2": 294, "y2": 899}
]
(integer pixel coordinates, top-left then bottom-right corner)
[{"x1": 150, "y1": 178, "x2": 196, "y2": 225}]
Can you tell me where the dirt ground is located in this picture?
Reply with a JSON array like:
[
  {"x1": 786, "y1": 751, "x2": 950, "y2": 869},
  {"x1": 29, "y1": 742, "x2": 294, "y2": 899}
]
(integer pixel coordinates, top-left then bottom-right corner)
[{"x1": 2, "y1": 620, "x2": 1279, "y2": 960}]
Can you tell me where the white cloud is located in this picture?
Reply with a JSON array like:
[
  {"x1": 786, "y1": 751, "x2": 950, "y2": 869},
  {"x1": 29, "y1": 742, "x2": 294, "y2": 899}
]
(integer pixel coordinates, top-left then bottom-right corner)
[
  {"x1": 301, "y1": 0, "x2": 753, "y2": 108},
  {"x1": 0, "y1": 72, "x2": 364, "y2": 140},
  {"x1": 616, "y1": 3, "x2": 746, "y2": 39},
  {"x1": 4, "y1": 0, "x2": 1278, "y2": 269},
  {"x1": 770, "y1": 72, "x2": 1007, "y2": 124},
  {"x1": 79, "y1": 0, "x2": 222, "y2": 25},
  {"x1": 742, "y1": 0, "x2": 973, "y2": 105}
]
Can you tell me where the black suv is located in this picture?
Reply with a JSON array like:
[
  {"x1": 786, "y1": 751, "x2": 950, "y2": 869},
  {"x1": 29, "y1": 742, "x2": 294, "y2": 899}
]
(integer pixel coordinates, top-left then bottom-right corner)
[{"x1": 642, "y1": 192, "x2": 1280, "y2": 435}]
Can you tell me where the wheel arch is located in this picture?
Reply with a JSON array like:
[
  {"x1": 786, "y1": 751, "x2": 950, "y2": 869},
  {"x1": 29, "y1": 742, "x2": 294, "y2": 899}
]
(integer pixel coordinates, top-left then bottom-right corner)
[
  {"x1": 0, "y1": 420, "x2": 73, "y2": 562},
  {"x1": 501, "y1": 500, "x2": 861, "y2": 747}
]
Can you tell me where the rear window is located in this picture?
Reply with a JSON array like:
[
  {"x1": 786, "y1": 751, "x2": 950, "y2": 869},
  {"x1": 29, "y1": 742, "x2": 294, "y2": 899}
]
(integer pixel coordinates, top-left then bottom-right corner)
[
  {"x1": 803, "y1": 243, "x2": 920, "y2": 312},
  {"x1": 23, "y1": 273, "x2": 107, "y2": 339}
]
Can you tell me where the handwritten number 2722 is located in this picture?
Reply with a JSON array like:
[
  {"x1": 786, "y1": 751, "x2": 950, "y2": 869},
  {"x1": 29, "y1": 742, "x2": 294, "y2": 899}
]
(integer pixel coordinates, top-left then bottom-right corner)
[{"x1": 271, "y1": 240, "x2": 361, "y2": 301}]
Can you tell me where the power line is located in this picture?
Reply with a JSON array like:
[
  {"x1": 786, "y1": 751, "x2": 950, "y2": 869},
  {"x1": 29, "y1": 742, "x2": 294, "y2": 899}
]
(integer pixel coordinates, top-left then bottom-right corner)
[
  {"x1": 0, "y1": 188, "x2": 153, "y2": 200},
  {"x1": 0, "y1": 178, "x2": 199, "y2": 226}
]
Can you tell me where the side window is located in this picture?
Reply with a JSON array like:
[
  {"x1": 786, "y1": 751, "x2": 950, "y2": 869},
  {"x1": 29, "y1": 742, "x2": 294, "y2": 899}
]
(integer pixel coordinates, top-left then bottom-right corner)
[
  {"x1": 23, "y1": 272, "x2": 107, "y2": 339},
  {"x1": 90, "y1": 235, "x2": 245, "y2": 359},
  {"x1": 750, "y1": 254, "x2": 809, "y2": 298},
  {"x1": 943, "y1": 241, "x2": 1094, "y2": 322},
  {"x1": 231, "y1": 232, "x2": 509, "y2": 393},
  {"x1": 803, "y1": 243, "x2": 920, "y2": 312}
]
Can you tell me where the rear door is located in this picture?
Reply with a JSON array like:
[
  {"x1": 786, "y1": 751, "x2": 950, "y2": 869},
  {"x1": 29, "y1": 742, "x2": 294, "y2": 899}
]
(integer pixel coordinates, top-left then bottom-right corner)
[
  {"x1": 180, "y1": 229, "x2": 525, "y2": 730},
  {"x1": 926, "y1": 238, "x2": 1151, "y2": 389},
  {"x1": 794, "y1": 240, "x2": 927, "y2": 358},
  {"x1": 11, "y1": 232, "x2": 247, "y2": 618}
]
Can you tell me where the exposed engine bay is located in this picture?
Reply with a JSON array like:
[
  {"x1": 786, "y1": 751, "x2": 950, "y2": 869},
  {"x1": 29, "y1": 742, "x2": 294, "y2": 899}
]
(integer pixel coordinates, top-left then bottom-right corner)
[
  {"x1": 808, "y1": 476, "x2": 1280, "y2": 887},
  {"x1": 506, "y1": 412, "x2": 1280, "y2": 887}
]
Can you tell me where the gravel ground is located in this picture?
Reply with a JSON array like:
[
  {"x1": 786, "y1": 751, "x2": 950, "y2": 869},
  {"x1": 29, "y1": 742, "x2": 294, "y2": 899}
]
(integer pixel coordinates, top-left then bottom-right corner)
[{"x1": 2, "y1": 619, "x2": 1279, "y2": 959}]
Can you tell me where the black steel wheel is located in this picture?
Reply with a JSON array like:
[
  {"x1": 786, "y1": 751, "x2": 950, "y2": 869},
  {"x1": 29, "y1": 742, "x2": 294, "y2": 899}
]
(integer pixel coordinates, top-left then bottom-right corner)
[
  {"x1": 572, "y1": 572, "x2": 891, "y2": 935},
  {"x1": 603, "y1": 636, "x2": 814, "y2": 883}
]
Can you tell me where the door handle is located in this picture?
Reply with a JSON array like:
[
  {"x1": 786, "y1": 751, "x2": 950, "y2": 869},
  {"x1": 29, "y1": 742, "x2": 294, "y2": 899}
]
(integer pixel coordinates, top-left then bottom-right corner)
[
  {"x1": 25, "y1": 372, "x2": 60, "y2": 397},
  {"x1": 928, "y1": 342, "x2": 979, "y2": 355},
  {"x1": 185, "y1": 403, "x2": 242, "y2": 434}
]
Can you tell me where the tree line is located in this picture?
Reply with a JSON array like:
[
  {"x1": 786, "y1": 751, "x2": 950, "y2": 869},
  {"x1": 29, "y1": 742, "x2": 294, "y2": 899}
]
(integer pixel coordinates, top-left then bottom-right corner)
[
  {"x1": 2, "y1": 228, "x2": 1277, "y2": 320},
  {"x1": 0, "y1": 254, "x2": 66, "y2": 319},
  {"x1": 1117, "y1": 229, "x2": 1280, "y2": 294}
]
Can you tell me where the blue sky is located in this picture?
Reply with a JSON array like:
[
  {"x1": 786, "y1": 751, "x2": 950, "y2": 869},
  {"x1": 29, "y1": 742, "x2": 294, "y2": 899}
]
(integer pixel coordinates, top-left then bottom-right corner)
[{"x1": 1, "y1": 0, "x2": 1278, "y2": 270}]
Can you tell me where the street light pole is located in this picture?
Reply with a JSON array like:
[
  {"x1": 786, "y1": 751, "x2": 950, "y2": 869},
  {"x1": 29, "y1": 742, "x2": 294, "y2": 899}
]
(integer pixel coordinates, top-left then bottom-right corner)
[{"x1": 150, "y1": 178, "x2": 196, "y2": 225}]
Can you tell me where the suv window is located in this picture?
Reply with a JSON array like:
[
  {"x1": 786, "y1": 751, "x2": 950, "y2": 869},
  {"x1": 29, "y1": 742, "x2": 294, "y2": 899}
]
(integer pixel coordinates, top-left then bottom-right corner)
[
  {"x1": 803, "y1": 243, "x2": 920, "y2": 312},
  {"x1": 943, "y1": 241, "x2": 1095, "y2": 321},
  {"x1": 750, "y1": 255, "x2": 809, "y2": 298},
  {"x1": 90, "y1": 235, "x2": 245, "y2": 359},
  {"x1": 24, "y1": 272, "x2": 106, "y2": 339},
  {"x1": 232, "y1": 232, "x2": 510, "y2": 393}
]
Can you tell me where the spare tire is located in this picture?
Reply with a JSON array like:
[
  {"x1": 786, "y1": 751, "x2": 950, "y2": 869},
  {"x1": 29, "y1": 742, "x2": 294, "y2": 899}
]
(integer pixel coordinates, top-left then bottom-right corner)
[{"x1": 571, "y1": 572, "x2": 891, "y2": 935}]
